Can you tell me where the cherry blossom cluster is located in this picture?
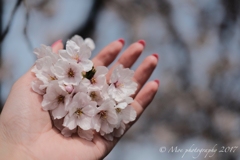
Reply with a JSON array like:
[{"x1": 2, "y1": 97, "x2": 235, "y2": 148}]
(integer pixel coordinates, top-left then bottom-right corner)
[{"x1": 31, "y1": 35, "x2": 137, "y2": 141}]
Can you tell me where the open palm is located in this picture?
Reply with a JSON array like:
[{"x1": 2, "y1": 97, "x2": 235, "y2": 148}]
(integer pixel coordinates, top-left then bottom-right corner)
[{"x1": 0, "y1": 39, "x2": 159, "y2": 160}]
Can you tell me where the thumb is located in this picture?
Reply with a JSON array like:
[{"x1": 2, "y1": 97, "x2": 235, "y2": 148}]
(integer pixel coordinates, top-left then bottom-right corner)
[{"x1": 51, "y1": 39, "x2": 64, "y2": 53}]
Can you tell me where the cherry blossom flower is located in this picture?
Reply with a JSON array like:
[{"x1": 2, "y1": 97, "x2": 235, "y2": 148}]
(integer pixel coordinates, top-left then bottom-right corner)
[
  {"x1": 52, "y1": 60, "x2": 84, "y2": 85},
  {"x1": 88, "y1": 84, "x2": 109, "y2": 105},
  {"x1": 63, "y1": 92, "x2": 97, "y2": 130},
  {"x1": 92, "y1": 100, "x2": 118, "y2": 134},
  {"x1": 81, "y1": 66, "x2": 108, "y2": 90},
  {"x1": 108, "y1": 65, "x2": 138, "y2": 102},
  {"x1": 33, "y1": 58, "x2": 57, "y2": 86},
  {"x1": 59, "y1": 40, "x2": 93, "y2": 72},
  {"x1": 63, "y1": 83, "x2": 88, "y2": 109},
  {"x1": 32, "y1": 52, "x2": 59, "y2": 87},
  {"x1": 42, "y1": 81, "x2": 69, "y2": 119}
]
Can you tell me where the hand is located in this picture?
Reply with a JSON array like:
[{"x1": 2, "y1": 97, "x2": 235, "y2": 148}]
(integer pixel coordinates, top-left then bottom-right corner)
[{"x1": 0, "y1": 39, "x2": 159, "y2": 160}]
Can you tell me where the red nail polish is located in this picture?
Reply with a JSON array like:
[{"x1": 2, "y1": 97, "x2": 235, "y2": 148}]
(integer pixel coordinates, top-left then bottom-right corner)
[
  {"x1": 118, "y1": 39, "x2": 125, "y2": 45},
  {"x1": 154, "y1": 79, "x2": 160, "y2": 85},
  {"x1": 51, "y1": 39, "x2": 62, "y2": 47},
  {"x1": 152, "y1": 53, "x2": 159, "y2": 60},
  {"x1": 138, "y1": 40, "x2": 145, "y2": 47}
]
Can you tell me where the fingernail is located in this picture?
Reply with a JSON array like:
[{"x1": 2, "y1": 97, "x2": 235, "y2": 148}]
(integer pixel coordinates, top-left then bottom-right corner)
[
  {"x1": 118, "y1": 39, "x2": 125, "y2": 45},
  {"x1": 152, "y1": 53, "x2": 159, "y2": 60},
  {"x1": 154, "y1": 79, "x2": 160, "y2": 85},
  {"x1": 51, "y1": 39, "x2": 62, "y2": 47},
  {"x1": 138, "y1": 40, "x2": 145, "y2": 47}
]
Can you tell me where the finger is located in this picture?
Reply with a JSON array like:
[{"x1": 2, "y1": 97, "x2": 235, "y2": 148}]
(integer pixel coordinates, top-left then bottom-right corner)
[
  {"x1": 51, "y1": 39, "x2": 64, "y2": 53},
  {"x1": 132, "y1": 80, "x2": 159, "y2": 118},
  {"x1": 106, "y1": 40, "x2": 145, "y2": 81},
  {"x1": 132, "y1": 54, "x2": 158, "y2": 97},
  {"x1": 92, "y1": 39, "x2": 125, "y2": 67}
]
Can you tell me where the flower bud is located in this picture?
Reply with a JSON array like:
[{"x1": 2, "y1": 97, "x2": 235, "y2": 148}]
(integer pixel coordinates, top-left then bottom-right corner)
[{"x1": 65, "y1": 85, "x2": 73, "y2": 93}]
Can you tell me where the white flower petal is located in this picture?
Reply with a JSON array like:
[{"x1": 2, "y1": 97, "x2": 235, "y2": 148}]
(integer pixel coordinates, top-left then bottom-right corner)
[
  {"x1": 31, "y1": 80, "x2": 45, "y2": 95},
  {"x1": 77, "y1": 128, "x2": 93, "y2": 141},
  {"x1": 101, "y1": 121, "x2": 114, "y2": 134},
  {"x1": 77, "y1": 115, "x2": 92, "y2": 130},
  {"x1": 121, "y1": 105, "x2": 137, "y2": 123},
  {"x1": 66, "y1": 40, "x2": 80, "y2": 55},
  {"x1": 63, "y1": 114, "x2": 78, "y2": 130},
  {"x1": 107, "y1": 109, "x2": 118, "y2": 125},
  {"x1": 51, "y1": 113, "x2": 64, "y2": 131},
  {"x1": 52, "y1": 103, "x2": 68, "y2": 119},
  {"x1": 59, "y1": 49, "x2": 71, "y2": 60},
  {"x1": 61, "y1": 127, "x2": 77, "y2": 137},
  {"x1": 71, "y1": 35, "x2": 84, "y2": 47},
  {"x1": 114, "y1": 122, "x2": 126, "y2": 137},
  {"x1": 84, "y1": 38, "x2": 95, "y2": 51},
  {"x1": 103, "y1": 133, "x2": 114, "y2": 141},
  {"x1": 79, "y1": 44, "x2": 91, "y2": 59},
  {"x1": 92, "y1": 115, "x2": 101, "y2": 132},
  {"x1": 82, "y1": 103, "x2": 97, "y2": 116},
  {"x1": 80, "y1": 78, "x2": 91, "y2": 87},
  {"x1": 94, "y1": 66, "x2": 108, "y2": 77},
  {"x1": 116, "y1": 102, "x2": 128, "y2": 109},
  {"x1": 80, "y1": 59, "x2": 93, "y2": 72}
]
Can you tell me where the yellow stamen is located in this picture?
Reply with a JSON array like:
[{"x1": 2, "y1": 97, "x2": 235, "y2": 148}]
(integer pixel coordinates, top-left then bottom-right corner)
[
  {"x1": 98, "y1": 110, "x2": 107, "y2": 119},
  {"x1": 90, "y1": 91, "x2": 97, "y2": 100},
  {"x1": 48, "y1": 74, "x2": 56, "y2": 81},
  {"x1": 72, "y1": 54, "x2": 78, "y2": 61},
  {"x1": 68, "y1": 68, "x2": 74, "y2": 77},
  {"x1": 57, "y1": 95, "x2": 64, "y2": 103},
  {"x1": 116, "y1": 108, "x2": 121, "y2": 113},
  {"x1": 90, "y1": 78, "x2": 96, "y2": 84},
  {"x1": 75, "y1": 109, "x2": 83, "y2": 118}
]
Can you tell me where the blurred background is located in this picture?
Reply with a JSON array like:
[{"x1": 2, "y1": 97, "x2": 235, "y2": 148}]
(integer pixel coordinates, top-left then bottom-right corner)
[{"x1": 1, "y1": 0, "x2": 240, "y2": 159}]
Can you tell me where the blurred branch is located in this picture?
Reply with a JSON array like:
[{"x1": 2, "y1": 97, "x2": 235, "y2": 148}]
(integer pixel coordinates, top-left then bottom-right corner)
[
  {"x1": 23, "y1": 0, "x2": 33, "y2": 52},
  {"x1": 0, "y1": 0, "x2": 2, "y2": 113},
  {"x1": 0, "y1": 0, "x2": 23, "y2": 43},
  {"x1": 69, "y1": 0, "x2": 104, "y2": 39},
  {"x1": 156, "y1": 0, "x2": 191, "y2": 90},
  {"x1": 220, "y1": 0, "x2": 240, "y2": 44}
]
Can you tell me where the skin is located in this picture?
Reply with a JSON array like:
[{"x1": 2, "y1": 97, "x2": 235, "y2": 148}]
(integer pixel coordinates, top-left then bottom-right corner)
[{"x1": 0, "y1": 39, "x2": 159, "y2": 160}]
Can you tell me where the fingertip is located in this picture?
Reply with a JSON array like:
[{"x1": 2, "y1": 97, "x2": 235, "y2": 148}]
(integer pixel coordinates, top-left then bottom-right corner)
[
  {"x1": 152, "y1": 53, "x2": 159, "y2": 60},
  {"x1": 51, "y1": 39, "x2": 62, "y2": 47},
  {"x1": 146, "y1": 55, "x2": 158, "y2": 68},
  {"x1": 154, "y1": 79, "x2": 160, "y2": 85},
  {"x1": 118, "y1": 39, "x2": 125, "y2": 45},
  {"x1": 52, "y1": 40, "x2": 64, "y2": 54},
  {"x1": 149, "y1": 80, "x2": 159, "y2": 93},
  {"x1": 138, "y1": 40, "x2": 145, "y2": 47}
]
